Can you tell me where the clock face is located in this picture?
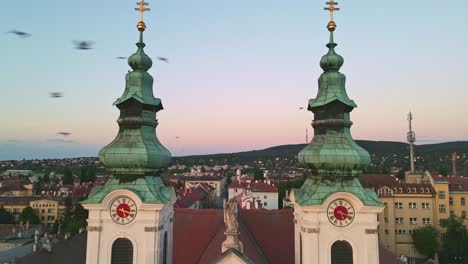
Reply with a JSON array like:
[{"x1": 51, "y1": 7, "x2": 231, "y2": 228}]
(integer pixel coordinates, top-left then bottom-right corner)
[
  {"x1": 110, "y1": 197, "x2": 137, "y2": 225},
  {"x1": 327, "y1": 199, "x2": 355, "y2": 227}
]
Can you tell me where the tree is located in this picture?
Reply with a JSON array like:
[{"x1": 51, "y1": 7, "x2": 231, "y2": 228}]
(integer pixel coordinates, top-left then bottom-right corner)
[
  {"x1": 79, "y1": 167, "x2": 88, "y2": 183},
  {"x1": 440, "y1": 216, "x2": 468, "y2": 264},
  {"x1": 412, "y1": 225, "x2": 440, "y2": 259},
  {"x1": 0, "y1": 206, "x2": 14, "y2": 224},
  {"x1": 63, "y1": 167, "x2": 74, "y2": 185},
  {"x1": 43, "y1": 172, "x2": 50, "y2": 182},
  {"x1": 18, "y1": 206, "x2": 40, "y2": 224},
  {"x1": 59, "y1": 201, "x2": 88, "y2": 235},
  {"x1": 253, "y1": 168, "x2": 264, "y2": 181},
  {"x1": 438, "y1": 165, "x2": 449, "y2": 177}
]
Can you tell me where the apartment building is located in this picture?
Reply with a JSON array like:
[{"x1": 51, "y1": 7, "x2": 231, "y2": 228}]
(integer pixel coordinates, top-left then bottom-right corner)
[{"x1": 360, "y1": 174, "x2": 436, "y2": 263}]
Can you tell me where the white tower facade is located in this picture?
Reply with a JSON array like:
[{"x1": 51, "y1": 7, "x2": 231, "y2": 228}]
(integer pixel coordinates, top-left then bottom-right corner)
[
  {"x1": 291, "y1": 191, "x2": 382, "y2": 264},
  {"x1": 83, "y1": 187, "x2": 174, "y2": 264}
]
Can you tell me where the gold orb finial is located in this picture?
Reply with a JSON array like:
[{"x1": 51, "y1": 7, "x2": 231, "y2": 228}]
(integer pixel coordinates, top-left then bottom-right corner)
[
  {"x1": 327, "y1": 21, "x2": 336, "y2": 32},
  {"x1": 137, "y1": 21, "x2": 146, "y2": 31}
]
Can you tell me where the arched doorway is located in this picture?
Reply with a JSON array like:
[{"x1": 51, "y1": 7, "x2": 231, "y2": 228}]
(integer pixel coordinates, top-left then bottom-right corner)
[
  {"x1": 111, "y1": 238, "x2": 133, "y2": 264},
  {"x1": 331, "y1": 240, "x2": 353, "y2": 264}
]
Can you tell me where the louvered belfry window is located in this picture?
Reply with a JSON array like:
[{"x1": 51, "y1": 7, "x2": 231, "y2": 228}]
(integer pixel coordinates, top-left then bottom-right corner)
[
  {"x1": 331, "y1": 240, "x2": 353, "y2": 264},
  {"x1": 111, "y1": 238, "x2": 133, "y2": 264}
]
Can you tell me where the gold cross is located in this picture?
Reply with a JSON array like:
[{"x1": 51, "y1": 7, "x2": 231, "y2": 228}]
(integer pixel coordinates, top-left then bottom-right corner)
[
  {"x1": 324, "y1": 1, "x2": 340, "y2": 22},
  {"x1": 135, "y1": 0, "x2": 150, "y2": 22}
]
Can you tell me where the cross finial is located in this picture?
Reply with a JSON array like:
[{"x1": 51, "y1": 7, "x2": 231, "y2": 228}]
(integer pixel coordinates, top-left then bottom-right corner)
[
  {"x1": 135, "y1": 0, "x2": 150, "y2": 22},
  {"x1": 324, "y1": 1, "x2": 340, "y2": 22}
]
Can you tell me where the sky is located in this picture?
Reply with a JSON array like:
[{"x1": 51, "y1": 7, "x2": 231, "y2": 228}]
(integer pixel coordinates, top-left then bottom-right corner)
[{"x1": 1, "y1": 0, "x2": 467, "y2": 160}]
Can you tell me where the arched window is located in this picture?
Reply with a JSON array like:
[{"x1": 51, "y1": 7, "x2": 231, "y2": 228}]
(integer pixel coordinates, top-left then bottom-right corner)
[
  {"x1": 163, "y1": 232, "x2": 168, "y2": 264},
  {"x1": 331, "y1": 240, "x2": 353, "y2": 264},
  {"x1": 111, "y1": 238, "x2": 133, "y2": 264}
]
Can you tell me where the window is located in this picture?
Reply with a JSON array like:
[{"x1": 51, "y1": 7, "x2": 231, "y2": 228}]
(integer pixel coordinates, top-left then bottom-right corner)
[
  {"x1": 264, "y1": 196, "x2": 267, "y2": 199},
  {"x1": 47, "y1": 209, "x2": 55, "y2": 213},
  {"x1": 395, "y1": 202, "x2": 403, "y2": 209},
  {"x1": 111, "y1": 238, "x2": 133, "y2": 264},
  {"x1": 439, "y1": 191, "x2": 446, "y2": 199},
  {"x1": 450, "y1": 211, "x2": 455, "y2": 217},
  {"x1": 439, "y1": 204, "x2": 446, "y2": 213},
  {"x1": 41, "y1": 209, "x2": 45, "y2": 213},
  {"x1": 47, "y1": 216, "x2": 55, "y2": 221},
  {"x1": 408, "y1": 229, "x2": 416, "y2": 234},
  {"x1": 263, "y1": 202, "x2": 267, "y2": 206},
  {"x1": 439, "y1": 219, "x2": 446, "y2": 226},
  {"x1": 423, "y1": 218, "x2": 430, "y2": 224},
  {"x1": 422, "y1": 202, "x2": 430, "y2": 209},
  {"x1": 462, "y1": 211, "x2": 467, "y2": 219},
  {"x1": 409, "y1": 218, "x2": 418, "y2": 224},
  {"x1": 384, "y1": 230, "x2": 389, "y2": 235},
  {"x1": 409, "y1": 202, "x2": 417, "y2": 209},
  {"x1": 396, "y1": 229, "x2": 405, "y2": 234},
  {"x1": 449, "y1": 197, "x2": 453, "y2": 206},
  {"x1": 234, "y1": 189, "x2": 238, "y2": 193},
  {"x1": 462, "y1": 197, "x2": 466, "y2": 206},
  {"x1": 396, "y1": 217, "x2": 403, "y2": 224}
]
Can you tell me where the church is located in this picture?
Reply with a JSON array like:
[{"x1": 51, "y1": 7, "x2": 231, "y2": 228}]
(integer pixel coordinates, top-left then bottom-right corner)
[{"x1": 16, "y1": 1, "x2": 404, "y2": 264}]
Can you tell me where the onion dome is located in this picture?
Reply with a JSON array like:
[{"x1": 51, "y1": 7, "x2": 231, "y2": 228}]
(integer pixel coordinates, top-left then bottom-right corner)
[
  {"x1": 128, "y1": 31, "x2": 153, "y2": 71},
  {"x1": 320, "y1": 33, "x2": 344, "y2": 72}
]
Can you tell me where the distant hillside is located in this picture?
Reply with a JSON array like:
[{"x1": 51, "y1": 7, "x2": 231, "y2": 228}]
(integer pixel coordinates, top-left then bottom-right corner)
[
  {"x1": 178, "y1": 140, "x2": 468, "y2": 160},
  {"x1": 175, "y1": 141, "x2": 468, "y2": 174}
]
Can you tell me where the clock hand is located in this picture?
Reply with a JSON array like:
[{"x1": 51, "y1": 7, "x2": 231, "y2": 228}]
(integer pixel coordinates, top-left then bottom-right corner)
[
  {"x1": 337, "y1": 211, "x2": 348, "y2": 218},
  {"x1": 119, "y1": 208, "x2": 130, "y2": 217}
]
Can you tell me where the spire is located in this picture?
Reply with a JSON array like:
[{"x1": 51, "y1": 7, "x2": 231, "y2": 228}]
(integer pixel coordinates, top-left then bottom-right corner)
[
  {"x1": 407, "y1": 112, "x2": 416, "y2": 174},
  {"x1": 99, "y1": 0, "x2": 171, "y2": 181},
  {"x1": 297, "y1": 1, "x2": 370, "y2": 178}
]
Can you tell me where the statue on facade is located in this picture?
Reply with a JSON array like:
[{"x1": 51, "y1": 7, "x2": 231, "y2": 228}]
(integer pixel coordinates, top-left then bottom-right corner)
[
  {"x1": 224, "y1": 198, "x2": 239, "y2": 232},
  {"x1": 222, "y1": 198, "x2": 243, "y2": 254}
]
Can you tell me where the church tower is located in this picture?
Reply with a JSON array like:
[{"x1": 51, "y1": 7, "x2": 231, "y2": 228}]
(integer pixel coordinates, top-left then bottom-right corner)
[
  {"x1": 82, "y1": 1, "x2": 174, "y2": 263},
  {"x1": 290, "y1": 2, "x2": 384, "y2": 264}
]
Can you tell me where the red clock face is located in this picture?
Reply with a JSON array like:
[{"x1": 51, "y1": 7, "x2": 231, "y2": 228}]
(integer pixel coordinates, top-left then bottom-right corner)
[
  {"x1": 327, "y1": 199, "x2": 355, "y2": 227},
  {"x1": 110, "y1": 197, "x2": 137, "y2": 225},
  {"x1": 116, "y1": 204, "x2": 131, "y2": 218},
  {"x1": 333, "y1": 206, "x2": 349, "y2": 221}
]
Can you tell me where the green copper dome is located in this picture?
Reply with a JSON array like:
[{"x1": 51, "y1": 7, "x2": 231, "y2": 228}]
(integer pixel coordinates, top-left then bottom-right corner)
[
  {"x1": 128, "y1": 32, "x2": 153, "y2": 71},
  {"x1": 298, "y1": 31, "x2": 370, "y2": 178},
  {"x1": 320, "y1": 37, "x2": 343, "y2": 72},
  {"x1": 99, "y1": 30, "x2": 171, "y2": 179}
]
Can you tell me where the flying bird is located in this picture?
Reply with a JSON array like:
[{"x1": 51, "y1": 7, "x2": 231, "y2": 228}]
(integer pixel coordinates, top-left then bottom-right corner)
[
  {"x1": 175, "y1": 136, "x2": 180, "y2": 139},
  {"x1": 57, "y1": 132, "x2": 71, "y2": 136},
  {"x1": 7, "y1": 30, "x2": 31, "y2": 38},
  {"x1": 49, "y1": 92, "x2": 63, "y2": 98},
  {"x1": 73, "y1": 41, "x2": 94, "y2": 50},
  {"x1": 116, "y1": 56, "x2": 127, "y2": 60},
  {"x1": 299, "y1": 107, "x2": 304, "y2": 110},
  {"x1": 157, "y1": 57, "x2": 169, "y2": 63}
]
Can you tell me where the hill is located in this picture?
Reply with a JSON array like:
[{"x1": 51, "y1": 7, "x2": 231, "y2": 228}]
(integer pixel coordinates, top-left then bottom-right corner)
[{"x1": 175, "y1": 141, "x2": 468, "y2": 174}]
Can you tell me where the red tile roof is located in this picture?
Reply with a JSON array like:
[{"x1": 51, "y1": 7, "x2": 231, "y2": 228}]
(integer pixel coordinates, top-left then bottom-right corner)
[
  {"x1": 360, "y1": 174, "x2": 436, "y2": 195},
  {"x1": 432, "y1": 175, "x2": 468, "y2": 192}
]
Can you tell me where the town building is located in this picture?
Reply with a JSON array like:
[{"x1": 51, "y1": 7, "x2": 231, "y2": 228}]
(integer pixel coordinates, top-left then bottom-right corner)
[
  {"x1": 360, "y1": 174, "x2": 437, "y2": 263},
  {"x1": 228, "y1": 178, "x2": 278, "y2": 210},
  {"x1": 0, "y1": 197, "x2": 72, "y2": 226}
]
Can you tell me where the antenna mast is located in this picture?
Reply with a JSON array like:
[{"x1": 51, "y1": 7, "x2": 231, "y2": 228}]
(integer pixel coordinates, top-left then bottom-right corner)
[{"x1": 407, "y1": 112, "x2": 416, "y2": 174}]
